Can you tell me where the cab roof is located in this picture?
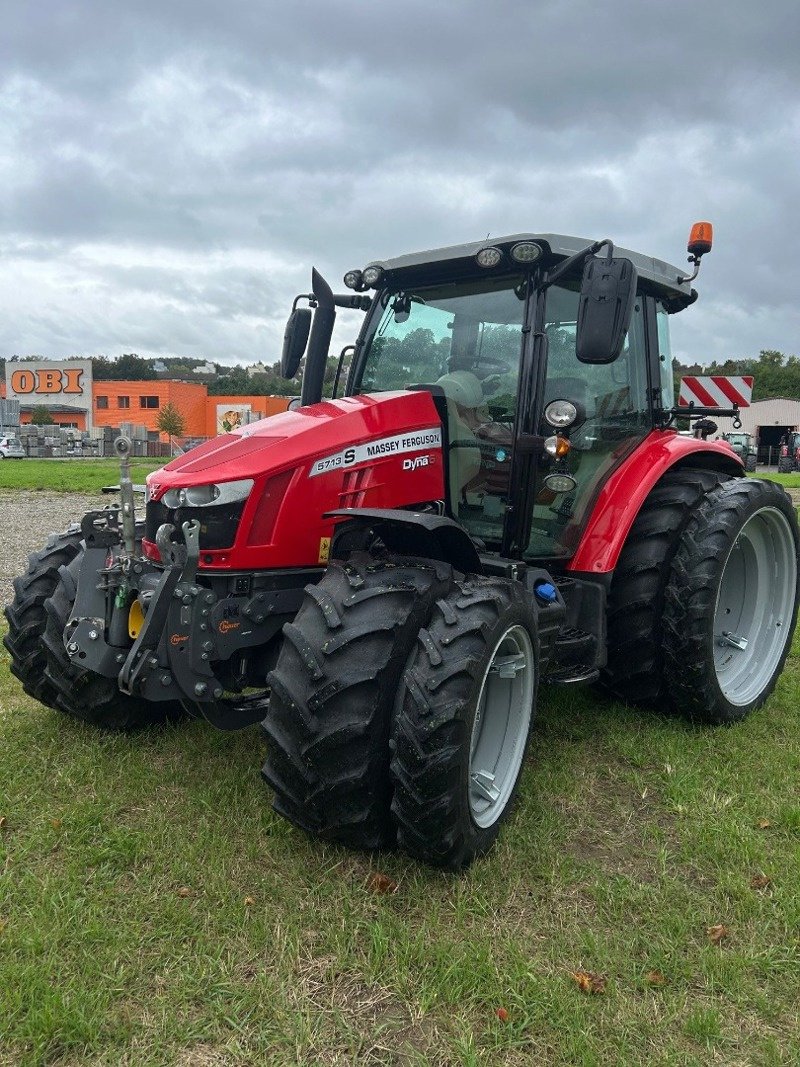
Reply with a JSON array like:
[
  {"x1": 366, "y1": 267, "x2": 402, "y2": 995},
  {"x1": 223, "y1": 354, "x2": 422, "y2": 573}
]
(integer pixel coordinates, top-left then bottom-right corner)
[{"x1": 366, "y1": 232, "x2": 694, "y2": 309}]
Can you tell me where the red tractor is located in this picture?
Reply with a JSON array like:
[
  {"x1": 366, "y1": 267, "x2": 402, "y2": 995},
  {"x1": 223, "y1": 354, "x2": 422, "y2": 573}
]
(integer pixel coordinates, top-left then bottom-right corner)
[
  {"x1": 6, "y1": 225, "x2": 799, "y2": 867},
  {"x1": 778, "y1": 431, "x2": 800, "y2": 473}
]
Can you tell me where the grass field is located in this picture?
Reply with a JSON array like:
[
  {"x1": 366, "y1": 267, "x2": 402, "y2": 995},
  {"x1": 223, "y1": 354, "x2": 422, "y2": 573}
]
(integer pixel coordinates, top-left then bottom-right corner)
[
  {"x1": 1, "y1": 629, "x2": 798, "y2": 1066},
  {"x1": 1, "y1": 462, "x2": 798, "y2": 1064},
  {"x1": 3, "y1": 458, "x2": 800, "y2": 496},
  {"x1": 0, "y1": 458, "x2": 164, "y2": 494}
]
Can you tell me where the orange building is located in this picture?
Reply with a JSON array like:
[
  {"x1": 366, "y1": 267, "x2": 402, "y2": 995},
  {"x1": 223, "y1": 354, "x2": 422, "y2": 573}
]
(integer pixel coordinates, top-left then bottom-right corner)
[
  {"x1": 93, "y1": 383, "x2": 291, "y2": 440},
  {"x1": 3, "y1": 363, "x2": 292, "y2": 440},
  {"x1": 93, "y1": 380, "x2": 208, "y2": 436}
]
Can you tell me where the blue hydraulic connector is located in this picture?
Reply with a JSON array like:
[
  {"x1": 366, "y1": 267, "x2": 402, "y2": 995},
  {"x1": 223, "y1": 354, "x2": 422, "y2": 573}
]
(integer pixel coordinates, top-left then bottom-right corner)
[{"x1": 533, "y1": 581, "x2": 558, "y2": 604}]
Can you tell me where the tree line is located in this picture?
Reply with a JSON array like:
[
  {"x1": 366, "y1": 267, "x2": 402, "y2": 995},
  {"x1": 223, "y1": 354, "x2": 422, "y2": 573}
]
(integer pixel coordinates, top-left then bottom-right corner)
[{"x1": 3, "y1": 348, "x2": 799, "y2": 402}]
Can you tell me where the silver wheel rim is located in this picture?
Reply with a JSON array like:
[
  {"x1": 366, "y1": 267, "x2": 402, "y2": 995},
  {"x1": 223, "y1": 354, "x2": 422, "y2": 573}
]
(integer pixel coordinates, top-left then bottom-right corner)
[
  {"x1": 468, "y1": 623, "x2": 535, "y2": 828},
  {"x1": 713, "y1": 506, "x2": 797, "y2": 706}
]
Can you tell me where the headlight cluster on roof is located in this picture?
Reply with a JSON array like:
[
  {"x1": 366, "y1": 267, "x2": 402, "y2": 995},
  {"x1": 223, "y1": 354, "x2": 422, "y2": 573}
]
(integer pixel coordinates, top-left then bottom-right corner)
[
  {"x1": 343, "y1": 265, "x2": 384, "y2": 291},
  {"x1": 476, "y1": 241, "x2": 543, "y2": 268}
]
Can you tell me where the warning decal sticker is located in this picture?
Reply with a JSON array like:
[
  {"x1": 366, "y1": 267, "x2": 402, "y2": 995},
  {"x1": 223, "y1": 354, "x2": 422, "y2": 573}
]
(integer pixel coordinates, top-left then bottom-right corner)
[{"x1": 308, "y1": 427, "x2": 442, "y2": 478}]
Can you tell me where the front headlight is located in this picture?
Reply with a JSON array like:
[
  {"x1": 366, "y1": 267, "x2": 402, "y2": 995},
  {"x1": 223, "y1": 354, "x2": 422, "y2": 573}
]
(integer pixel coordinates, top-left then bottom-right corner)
[{"x1": 162, "y1": 479, "x2": 253, "y2": 509}]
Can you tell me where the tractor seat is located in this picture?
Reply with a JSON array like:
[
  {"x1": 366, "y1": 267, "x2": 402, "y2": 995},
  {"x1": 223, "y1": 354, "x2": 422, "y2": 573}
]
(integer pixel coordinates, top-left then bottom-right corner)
[{"x1": 436, "y1": 371, "x2": 485, "y2": 502}]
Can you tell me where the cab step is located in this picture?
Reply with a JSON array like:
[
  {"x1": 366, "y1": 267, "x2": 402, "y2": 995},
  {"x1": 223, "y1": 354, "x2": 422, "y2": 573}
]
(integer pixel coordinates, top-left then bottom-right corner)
[{"x1": 546, "y1": 663, "x2": 600, "y2": 686}]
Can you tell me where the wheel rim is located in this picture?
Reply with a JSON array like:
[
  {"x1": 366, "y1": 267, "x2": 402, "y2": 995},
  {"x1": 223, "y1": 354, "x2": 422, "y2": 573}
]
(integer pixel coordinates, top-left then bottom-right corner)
[
  {"x1": 468, "y1": 623, "x2": 535, "y2": 828},
  {"x1": 713, "y1": 506, "x2": 797, "y2": 706}
]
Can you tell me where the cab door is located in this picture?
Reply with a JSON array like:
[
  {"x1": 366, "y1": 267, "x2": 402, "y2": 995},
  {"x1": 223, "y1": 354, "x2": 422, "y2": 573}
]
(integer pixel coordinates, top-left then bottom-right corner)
[{"x1": 519, "y1": 281, "x2": 652, "y2": 560}]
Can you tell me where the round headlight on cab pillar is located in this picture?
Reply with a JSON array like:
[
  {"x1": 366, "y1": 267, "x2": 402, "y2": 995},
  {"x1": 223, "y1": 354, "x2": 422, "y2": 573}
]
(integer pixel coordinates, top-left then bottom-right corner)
[
  {"x1": 361, "y1": 265, "x2": 383, "y2": 288},
  {"x1": 544, "y1": 399, "x2": 578, "y2": 429},
  {"x1": 510, "y1": 241, "x2": 543, "y2": 264},
  {"x1": 475, "y1": 246, "x2": 503, "y2": 268}
]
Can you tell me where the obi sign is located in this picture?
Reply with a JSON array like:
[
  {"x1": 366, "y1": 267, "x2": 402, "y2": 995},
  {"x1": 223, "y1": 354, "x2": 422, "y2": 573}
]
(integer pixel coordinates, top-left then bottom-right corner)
[{"x1": 5, "y1": 360, "x2": 93, "y2": 423}]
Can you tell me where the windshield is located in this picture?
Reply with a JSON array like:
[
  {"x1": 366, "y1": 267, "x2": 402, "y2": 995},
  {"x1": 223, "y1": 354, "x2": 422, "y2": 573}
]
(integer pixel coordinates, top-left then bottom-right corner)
[
  {"x1": 355, "y1": 275, "x2": 527, "y2": 545},
  {"x1": 358, "y1": 276, "x2": 525, "y2": 410}
]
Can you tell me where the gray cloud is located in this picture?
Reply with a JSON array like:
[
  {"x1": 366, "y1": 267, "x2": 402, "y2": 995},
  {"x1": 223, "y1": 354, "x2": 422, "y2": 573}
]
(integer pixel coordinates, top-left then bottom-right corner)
[{"x1": 0, "y1": 0, "x2": 798, "y2": 366}]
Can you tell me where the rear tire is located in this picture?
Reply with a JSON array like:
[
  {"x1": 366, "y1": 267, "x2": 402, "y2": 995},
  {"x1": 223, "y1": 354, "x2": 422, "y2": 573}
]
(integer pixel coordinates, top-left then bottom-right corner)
[
  {"x1": 778, "y1": 457, "x2": 793, "y2": 473},
  {"x1": 390, "y1": 576, "x2": 537, "y2": 868},
  {"x1": 663, "y1": 478, "x2": 799, "y2": 723},
  {"x1": 603, "y1": 468, "x2": 730, "y2": 707},
  {"x1": 261, "y1": 554, "x2": 454, "y2": 850},
  {"x1": 4, "y1": 529, "x2": 83, "y2": 708},
  {"x1": 41, "y1": 547, "x2": 184, "y2": 729}
]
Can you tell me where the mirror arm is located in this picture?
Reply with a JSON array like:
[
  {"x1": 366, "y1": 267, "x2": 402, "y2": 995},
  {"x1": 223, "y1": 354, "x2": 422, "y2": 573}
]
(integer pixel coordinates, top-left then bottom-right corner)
[
  {"x1": 543, "y1": 238, "x2": 612, "y2": 289},
  {"x1": 292, "y1": 292, "x2": 317, "y2": 312},
  {"x1": 333, "y1": 294, "x2": 372, "y2": 310}
]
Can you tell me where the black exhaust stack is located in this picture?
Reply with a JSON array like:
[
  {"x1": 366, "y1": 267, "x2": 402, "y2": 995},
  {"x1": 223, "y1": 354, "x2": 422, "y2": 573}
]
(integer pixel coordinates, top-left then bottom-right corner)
[{"x1": 300, "y1": 268, "x2": 336, "y2": 407}]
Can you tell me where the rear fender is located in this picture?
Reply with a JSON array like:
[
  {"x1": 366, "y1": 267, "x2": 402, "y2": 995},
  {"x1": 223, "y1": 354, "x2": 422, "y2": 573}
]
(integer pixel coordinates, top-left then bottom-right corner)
[{"x1": 568, "y1": 430, "x2": 743, "y2": 575}]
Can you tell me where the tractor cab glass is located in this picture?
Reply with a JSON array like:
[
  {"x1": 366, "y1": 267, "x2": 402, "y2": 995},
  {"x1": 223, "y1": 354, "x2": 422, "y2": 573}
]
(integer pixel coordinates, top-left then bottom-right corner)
[
  {"x1": 526, "y1": 282, "x2": 649, "y2": 558},
  {"x1": 358, "y1": 275, "x2": 527, "y2": 545},
  {"x1": 353, "y1": 267, "x2": 651, "y2": 561}
]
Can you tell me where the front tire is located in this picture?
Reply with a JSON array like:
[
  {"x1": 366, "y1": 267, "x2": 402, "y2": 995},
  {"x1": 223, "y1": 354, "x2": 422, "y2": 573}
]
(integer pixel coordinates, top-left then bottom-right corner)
[
  {"x1": 261, "y1": 554, "x2": 454, "y2": 850},
  {"x1": 4, "y1": 529, "x2": 83, "y2": 708},
  {"x1": 390, "y1": 576, "x2": 538, "y2": 868},
  {"x1": 663, "y1": 478, "x2": 799, "y2": 723}
]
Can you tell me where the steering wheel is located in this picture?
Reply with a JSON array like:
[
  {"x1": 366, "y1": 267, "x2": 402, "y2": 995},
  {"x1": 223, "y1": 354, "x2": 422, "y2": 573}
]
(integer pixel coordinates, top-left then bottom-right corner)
[{"x1": 476, "y1": 357, "x2": 511, "y2": 377}]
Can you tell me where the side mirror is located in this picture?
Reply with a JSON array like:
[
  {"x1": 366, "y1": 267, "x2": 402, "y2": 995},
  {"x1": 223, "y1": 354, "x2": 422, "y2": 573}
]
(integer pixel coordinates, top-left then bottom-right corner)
[
  {"x1": 576, "y1": 255, "x2": 637, "y2": 365},
  {"x1": 281, "y1": 308, "x2": 312, "y2": 379}
]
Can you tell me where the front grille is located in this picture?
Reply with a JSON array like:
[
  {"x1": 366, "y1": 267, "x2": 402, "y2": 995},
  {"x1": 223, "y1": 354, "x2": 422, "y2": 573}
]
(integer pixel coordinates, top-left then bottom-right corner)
[{"x1": 145, "y1": 498, "x2": 246, "y2": 550}]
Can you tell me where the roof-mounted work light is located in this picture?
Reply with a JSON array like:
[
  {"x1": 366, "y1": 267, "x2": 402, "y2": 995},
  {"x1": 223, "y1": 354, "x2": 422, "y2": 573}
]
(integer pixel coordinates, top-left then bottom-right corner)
[
  {"x1": 343, "y1": 269, "x2": 364, "y2": 290},
  {"x1": 475, "y1": 246, "x2": 503, "y2": 268},
  {"x1": 361, "y1": 265, "x2": 384, "y2": 288},
  {"x1": 510, "y1": 241, "x2": 543, "y2": 264}
]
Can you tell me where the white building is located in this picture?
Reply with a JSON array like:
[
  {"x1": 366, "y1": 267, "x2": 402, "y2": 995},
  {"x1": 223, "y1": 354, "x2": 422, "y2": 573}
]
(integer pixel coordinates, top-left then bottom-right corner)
[{"x1": 717, "y1": 397, "x2": 800, "y2": 461}]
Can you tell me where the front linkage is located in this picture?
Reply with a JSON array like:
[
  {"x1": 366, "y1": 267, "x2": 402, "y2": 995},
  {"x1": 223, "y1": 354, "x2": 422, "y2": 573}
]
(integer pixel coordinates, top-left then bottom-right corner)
[{"x1": 64, "y1": 506, "x2": 305, "y2": 730}]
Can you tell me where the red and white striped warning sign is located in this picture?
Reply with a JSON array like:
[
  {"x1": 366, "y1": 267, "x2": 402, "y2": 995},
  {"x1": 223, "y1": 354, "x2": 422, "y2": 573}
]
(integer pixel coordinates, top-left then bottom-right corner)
[{"x1": 678, "y1": 375, "x2": 753, "y2": 409}]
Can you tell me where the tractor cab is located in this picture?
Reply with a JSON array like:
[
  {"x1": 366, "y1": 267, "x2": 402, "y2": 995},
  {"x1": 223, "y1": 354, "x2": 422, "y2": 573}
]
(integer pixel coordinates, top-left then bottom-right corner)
[{"x1": 343, "y1": 234, "x2": 692, "y2": 562}]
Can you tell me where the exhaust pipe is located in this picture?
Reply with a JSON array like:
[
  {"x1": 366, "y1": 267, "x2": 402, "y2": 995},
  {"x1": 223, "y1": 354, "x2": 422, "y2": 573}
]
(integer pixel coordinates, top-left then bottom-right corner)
[{"x1": 300, "y1": 268, "x2": 336, "y2": 407}]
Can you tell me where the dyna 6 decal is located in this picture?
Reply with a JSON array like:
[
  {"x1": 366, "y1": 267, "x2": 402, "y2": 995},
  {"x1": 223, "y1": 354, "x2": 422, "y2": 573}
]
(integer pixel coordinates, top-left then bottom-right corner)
[{"x1": 309, "y1": 428, "x2": 442, "y2": 478}]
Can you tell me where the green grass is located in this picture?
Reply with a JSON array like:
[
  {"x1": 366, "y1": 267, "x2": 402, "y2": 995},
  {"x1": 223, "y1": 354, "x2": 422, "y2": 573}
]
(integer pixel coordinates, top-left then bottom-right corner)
[
  {"x1": 752, "y1": 471, "x2": 800, "y2": 488},
  {"x1": 1, "y1": 630, "x2": 798, "y2": 1066},
  {"x1": 0, "y1": 458, "x2": 164, "y2": 494}
]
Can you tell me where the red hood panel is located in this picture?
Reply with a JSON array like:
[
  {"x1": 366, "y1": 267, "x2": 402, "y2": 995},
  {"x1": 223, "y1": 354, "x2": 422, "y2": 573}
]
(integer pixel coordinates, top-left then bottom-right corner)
[
  {"x1": 145, "y1": 391, "x2": 446, "y2": 571},
  {"x1": 162, "y1": 434, "x2": 286, "y2": 475}
]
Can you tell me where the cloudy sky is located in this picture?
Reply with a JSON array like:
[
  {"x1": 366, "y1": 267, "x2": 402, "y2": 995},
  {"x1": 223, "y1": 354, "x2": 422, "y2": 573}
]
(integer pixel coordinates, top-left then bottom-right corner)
[{"x1": 1, "y1": 0, "x2": 798, "y2": 367}]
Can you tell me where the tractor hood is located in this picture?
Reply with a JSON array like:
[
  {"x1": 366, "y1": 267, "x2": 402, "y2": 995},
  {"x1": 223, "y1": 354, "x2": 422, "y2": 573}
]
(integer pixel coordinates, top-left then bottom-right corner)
[
  {"x1": 148, "y1": 391, "x2": 442, "y2": 492},
  {"x1": 144, "y1": 390, "x2": 446, "y2": 571}
]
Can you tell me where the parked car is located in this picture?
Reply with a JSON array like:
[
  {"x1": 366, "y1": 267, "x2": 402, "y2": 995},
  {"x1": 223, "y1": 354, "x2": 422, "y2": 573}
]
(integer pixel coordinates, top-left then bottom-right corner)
[{"x1": 0, "y1": 435, "x2": 25, "y2": 459}]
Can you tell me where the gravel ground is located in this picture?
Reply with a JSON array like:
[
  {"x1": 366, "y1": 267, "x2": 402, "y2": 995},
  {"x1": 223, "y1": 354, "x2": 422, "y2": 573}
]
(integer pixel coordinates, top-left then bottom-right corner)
[{"x1": 0, "y1": 490, "x2": 110, "y2": 608}]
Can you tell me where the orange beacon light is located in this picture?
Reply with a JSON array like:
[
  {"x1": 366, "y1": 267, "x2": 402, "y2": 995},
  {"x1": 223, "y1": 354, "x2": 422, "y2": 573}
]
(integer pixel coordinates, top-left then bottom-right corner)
[{"x1": 688, "y1": 221, "x2": 713, "y2": 257}]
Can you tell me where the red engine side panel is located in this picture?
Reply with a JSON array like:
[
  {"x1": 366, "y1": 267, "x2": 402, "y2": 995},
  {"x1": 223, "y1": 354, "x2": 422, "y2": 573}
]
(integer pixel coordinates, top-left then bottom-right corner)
[
  {"x1": 146, "y1": 391, "x2": 445, "y2": 570},
  {"x1": 566, "y1": 430, "x2": 743, "y2": 575}
]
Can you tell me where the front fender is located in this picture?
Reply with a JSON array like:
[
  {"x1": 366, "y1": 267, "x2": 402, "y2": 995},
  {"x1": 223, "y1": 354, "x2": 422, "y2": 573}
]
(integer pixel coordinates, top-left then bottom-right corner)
[
  {"x1": 326, "y1": 508, "x2": 482, "y2": 574},
  {"x1": 567, "y1": 430, "x2": 743, "y2": 575}
]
